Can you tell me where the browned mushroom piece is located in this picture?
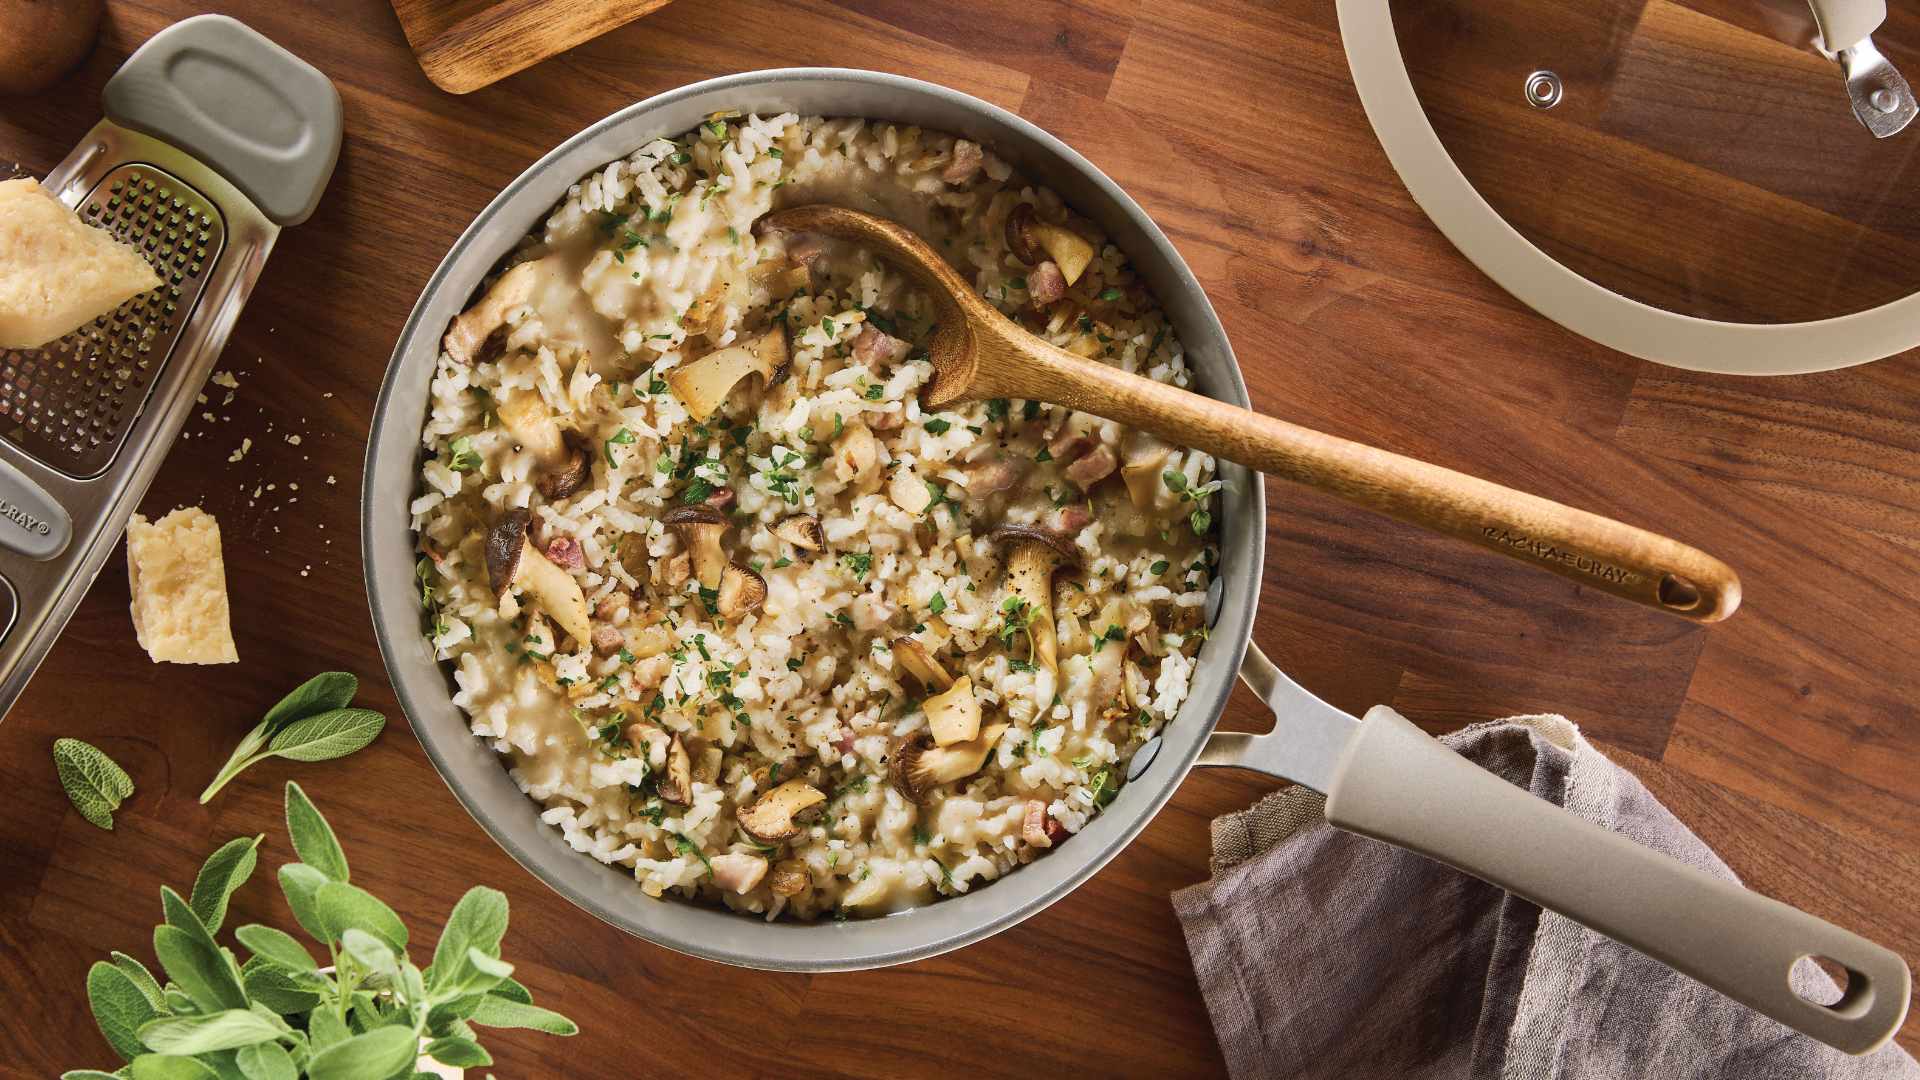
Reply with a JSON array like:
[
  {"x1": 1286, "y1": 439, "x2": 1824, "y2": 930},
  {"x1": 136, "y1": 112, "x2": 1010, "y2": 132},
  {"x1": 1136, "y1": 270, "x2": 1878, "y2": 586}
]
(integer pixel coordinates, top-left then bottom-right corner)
[
  {"x1": 988, "y1": 524, "x2": 1081, "y2": 674},
  {"x1": 1120, "y1": 433, "x2": 1172, "y2": 510},
  {"x1": 737, "y1": 780, "x2": 827, "y2": 843},
  {"x1": 443, "y1": 257, "x2": 554, "y2": 365},
  {"x1": 1003, "y1": 204, "x2": 1097, "y2": 285},
  {"x1": 662, "y1": 504, "x2": 729, "y2": 589},
  {"x1": 922, "y1": 675, "x2": 982, "y2": 746},
  {"x1": 768, "y1": 860, "x2": 811, "y2": 897},
  {"x1": 717, "y1": 562, "x2": 768, "y2": 619},
  {"x1": 888, "y1": 722, "x2": 1011, "y2": 804},
  {"x1": 891, "y1": 637, "x2": 955, "y2": 691},
  {"x1": 535, "y1": 431, "x2": 594, "y2": 500},
  {"x1": 664, "y1": 329, "x2": 788, "y2": 421},
  {"x1": 772, "y1": 514, "x2": 825, "y2": 552},
  {"x1": 485, "y1": 510, "x2": 592, "y2": 645},
  {"x1": 657, "y1": 735, "x2": 693, "y2": 804}
]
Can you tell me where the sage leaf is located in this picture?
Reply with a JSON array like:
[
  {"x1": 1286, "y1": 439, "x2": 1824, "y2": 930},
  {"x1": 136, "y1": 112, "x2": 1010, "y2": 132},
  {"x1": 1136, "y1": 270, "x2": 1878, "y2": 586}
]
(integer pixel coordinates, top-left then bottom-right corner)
[
  {"x1": 424, "y1": 1035, "x2": 493, "y2": 1067},
  {"x1": 199, "y1": 673, "x2": 369, "y2": 804},
  {"x1": 267, "y1": 708, "x2": 386, "y2": 763},
  {"x1": 306, "y1": 1006, "x2": 350, "y2": 1053},
  {"x1": 161, "y1": 986, "x2": 197, "y2": 1014},
  {"x1": 339, "y1": 928, "x2": 399, "y2": 981},
  {"x1": 314, "y1": 880, "x2": 408, "y2": 949},
  {"x1": 305, "y1": 1025, "x2": 418, "y2": 1080},
  {"x1": 262, "y1": 672, "x2": 358, "y2": 731},
  {"x1": 488, "y1": 975, "x2": 532, "y2": 1004},
  {"x1": 233, "y1": 1042, "x2": 296, "y2": 1080},
  {"x1": 284, "y1": 783, "x2": 349, "y2": 883},
  {"x1": 189, "y1": 835, "x2": 263, "y2": 933},
  {"x1": 110, "y1": 951, "x2": 168, "y2": 1012},
  {"x1": 469, "y1": 995, "x2": 579, "y2": 1035},
  {"x1": 86, "y1": 960, "x2": 160, "y2": 1062},
  {"x1": 276, "y1": 863, "x2": 331, "y2": 941},
  {"x1": 152, "y1": 889, "x2": 247, "y2": 1013},
  {"x1": 137, "y1": 1009, "x2": 284, "y2": 1054},
  {"x1": 128, "y1": 1054, "x2": 221, "y2": 1080},
  {"x1": 59, "y1": 1071, "x2": 125, "y2": 1079},
  {"x1": 53, "y1": 738, "x2": 134, "y2": 830},
  {"x1": 234, "y1": 925, "x2": 315, "y2": 972},
  {"x1": 427, "y1": 886, "x2": 508, "y2": 992},
  {"x1": 239, "y1": 958, "x2": 319, "y2": 1016}
]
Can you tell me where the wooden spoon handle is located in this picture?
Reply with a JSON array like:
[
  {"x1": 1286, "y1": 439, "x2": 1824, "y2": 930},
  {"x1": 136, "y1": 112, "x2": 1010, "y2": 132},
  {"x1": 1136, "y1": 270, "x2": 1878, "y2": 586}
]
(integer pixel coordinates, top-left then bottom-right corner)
[{"x1": 977, "y1": 343, "x2": 1739, "y2": 622}]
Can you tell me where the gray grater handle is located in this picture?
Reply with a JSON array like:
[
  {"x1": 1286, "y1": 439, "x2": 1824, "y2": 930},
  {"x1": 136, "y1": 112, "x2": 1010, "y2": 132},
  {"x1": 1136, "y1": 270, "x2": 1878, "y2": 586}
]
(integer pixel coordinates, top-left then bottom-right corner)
[{"x1": 101, "y1": 15, "x2": 342, "y2": 226}]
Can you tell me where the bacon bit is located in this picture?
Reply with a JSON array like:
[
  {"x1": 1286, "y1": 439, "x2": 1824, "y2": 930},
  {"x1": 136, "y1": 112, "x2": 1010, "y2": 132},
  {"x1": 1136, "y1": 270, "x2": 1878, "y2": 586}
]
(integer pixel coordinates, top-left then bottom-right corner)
[
  {"x1": 965, "y1": 455, "x2": 1027, "y2": 496},
  {"x1": 590, "y1": 624, "x2": 624, "y2": 656},
  {"x1": 1022, "y1": 800, "x2": 1055, "y2": 848},
  {"x1": 1048, "y1": 429, "x2": 1098, "y2": 462},
  {"x1": 1064, "y1": 444, "x2": 1118, "y2": 490},
  {"x1": 1027, "y1": 260, "x2": 1067, "y2": 305},
  {"x1": 544, "y1": 536, "x2": 585, "y2": 571},
  {"x1": 942, "y1": 139, "x2": 984, "y2": 184},
  {"x1": 1044, "y1": 815, "x2": 1069, "y2": 845},
  {"x1": 1055, "y1": 504, "x2": 1093, "y2": 534},
  {"x1": 593, "y1": 595, "x2": 623, "y2": 621},
  {"x1": 833, "y1": 728, "x2": 857, "y2": 755},
  {"x1": 852, "y1": 324, "x2": 910, "y2": 366},
  {"x1": 704, "y1": 486, "x2": 736, "y2": 511},
  {"x1": 417, "y1": 541, "x2": 445, "y2": 565}
]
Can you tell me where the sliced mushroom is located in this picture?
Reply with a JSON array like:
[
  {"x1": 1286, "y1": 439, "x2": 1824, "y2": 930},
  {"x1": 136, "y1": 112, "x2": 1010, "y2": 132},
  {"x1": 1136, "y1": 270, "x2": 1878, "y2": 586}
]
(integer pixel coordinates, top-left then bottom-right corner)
[
  {"x1": 990, "y1": 524, "x2": 1081, "y2": 675},
  {"x1": 656, "y1": 734, "x2": 693, "y2": 804},
  {"x1": 1121, "y1": 434, "x2": 1172, "y2": 511},
  {"x1": 717, "y1": 562, "x2": 767, "y2": 619},
  {"x1": 485, "y1": 511, "x2": 591, "y2": 645},
  {"x1": 496, "y1": 389, "x2": 567, "y2": 466},
  {"x1": 922, "y1": 676, "x2": 982, "y2": 747},
  {"x1": 737, "y1": 780, "x2": 827, "y2": 843},
  {"x1": 891, "y1": 637, "x2": 955, "y2": 691},
  {"x1": 665, "y1": 329, "x2": 787, "y2": 421},
  {"x1": 749, "y1": 257, "x2": 811, "y2": 301},
  {"x1": 537, "y1": 432, "x2": 593, "y2": 501},
  {"x1": 1004, "y1": 204, "x2": 1096, "y2": 286},
  {"x1": 889, "y1": 723, "x2": 1010, "y2": 803},
  {"x1": 662, "y1": 505, "x2": 729, "y2": 589},
  {"x1": 709, "y1": 852, "x2": 768, "y2": 894},
  {"x1": 773, "y1": 514, "x2": 824, "y2": 552},
  {"x1": 768, "y1": 860, "x2": 811, "y2": 897},
  {"x1": 443, "y1": 257, "x2": 553, "y2": 364},
  {"x1": 1122, "y1": 659, "x2": 1152, "y2": 711}
]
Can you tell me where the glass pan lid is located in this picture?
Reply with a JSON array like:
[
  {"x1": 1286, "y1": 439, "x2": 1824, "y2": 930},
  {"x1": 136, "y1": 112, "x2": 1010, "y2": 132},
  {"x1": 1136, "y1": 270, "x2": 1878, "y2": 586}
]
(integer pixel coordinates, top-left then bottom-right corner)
[{"x1": 1391, "y1": 0, "x2": 1920, "y2": 325}]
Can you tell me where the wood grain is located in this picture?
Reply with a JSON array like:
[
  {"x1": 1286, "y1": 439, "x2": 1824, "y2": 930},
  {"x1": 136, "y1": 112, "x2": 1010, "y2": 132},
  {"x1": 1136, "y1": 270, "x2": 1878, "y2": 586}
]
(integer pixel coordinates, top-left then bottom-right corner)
[
  {"x1": 1, "y1": 0, "x2": 1918, "y2": 1073},
  {"x1": 390, "y1": 0, "x2": 674, "y2": 93}
]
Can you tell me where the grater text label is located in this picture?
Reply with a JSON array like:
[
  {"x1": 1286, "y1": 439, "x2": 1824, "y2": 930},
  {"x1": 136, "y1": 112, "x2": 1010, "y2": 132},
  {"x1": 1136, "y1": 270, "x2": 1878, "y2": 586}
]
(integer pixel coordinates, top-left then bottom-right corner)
[{"x1": 0, "y1": 499, "x2": 52, "y2": 536}]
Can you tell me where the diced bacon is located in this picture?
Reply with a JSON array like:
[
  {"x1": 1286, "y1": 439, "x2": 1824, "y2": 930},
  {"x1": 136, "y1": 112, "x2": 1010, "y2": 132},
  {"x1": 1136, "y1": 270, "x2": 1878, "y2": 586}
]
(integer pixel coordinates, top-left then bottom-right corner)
[
  {"x1": 1044, "y1": 816, "x2": 1068, "y2": 844},
  {"x1": 964, "y1": 455, "x2": 1027, "y2": 496},
  {"x1": 1048, "y1": 430, "x2": 1097, "y2": 462},
  {"x1": 590, "y1": 624, "x2": 624, "y2": 656},
  {"x1": 833, "y1": 728, "x2": 857, "y2": 755},
  {"x1": 942, "y1": 139, "x2": 984, "y2": 184},
  {"x1": 594, "y1": 595, "x2": 623, "y2": 621},
  {"x1": 1064, "y1": 444, "x2": 1118, "y2": 490},
  {"x1": 1027, "y1": 260, "x2": 1067, "y2": 305},
  {"x1": 1022, "y1": 800, "x2": 1054, "y2": 848},
  {"x1": 1055, "y1": 504, "x2": 1093, "y2": 534},
  {"x1": 852, "y1": 324, "x2": 910, "y2": 365},
  {"x1": 544, "y1": 536, "x2": 585, "y2": 571},
  {"x1": 704, "y1": 486, "x2": 736, "y2": 511}
]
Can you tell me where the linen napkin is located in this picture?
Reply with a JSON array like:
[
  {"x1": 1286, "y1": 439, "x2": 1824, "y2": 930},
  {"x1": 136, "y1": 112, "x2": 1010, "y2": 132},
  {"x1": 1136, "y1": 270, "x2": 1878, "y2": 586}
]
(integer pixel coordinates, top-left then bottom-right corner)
[{"x1": 1172, "y1": 715, "x2": 1920, "y2": 1080}]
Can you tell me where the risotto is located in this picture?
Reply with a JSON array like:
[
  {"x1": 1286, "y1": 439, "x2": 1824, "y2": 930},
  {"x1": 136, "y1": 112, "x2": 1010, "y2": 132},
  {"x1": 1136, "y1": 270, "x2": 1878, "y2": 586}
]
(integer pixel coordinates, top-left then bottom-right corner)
[{"x1": 413, "y1": 112, "x2": 1219, "y2": 920}]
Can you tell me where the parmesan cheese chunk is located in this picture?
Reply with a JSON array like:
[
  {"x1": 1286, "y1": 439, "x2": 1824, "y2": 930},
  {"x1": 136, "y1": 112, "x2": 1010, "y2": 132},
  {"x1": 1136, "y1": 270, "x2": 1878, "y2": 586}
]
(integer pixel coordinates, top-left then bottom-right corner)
[
  {"x1": 0, "y1": 178, "x2": 162, "y2": 349},
  {"x1": 126, "y1": 507, "x2": 238, "y2": 665}
]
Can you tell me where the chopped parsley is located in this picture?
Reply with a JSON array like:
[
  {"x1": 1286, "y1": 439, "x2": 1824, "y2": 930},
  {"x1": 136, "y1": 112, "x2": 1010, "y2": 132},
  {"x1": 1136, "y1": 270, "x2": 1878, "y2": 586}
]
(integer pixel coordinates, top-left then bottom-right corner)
[
  {"x1": 604, "y1": 427, "x2": 636, "y2": 467},
  {"x1": 842, "y1": 551, "x2": 873, "y2": 581},
  {"x1": 927, "y1": 592, "x2": 947, "y2": 615},
  {"x1": 1098, "y1": 287, "x2": 1123, "y2": 301},
  {"x1": 924, "y1": 417, "x2": 951, "y2": 435},
  {"x1": 985, "y1": 398, "x2": 1009, "y2": 422},
  {"x1": 447, "y1": 436, "x2": 481, "y2": 472},
  {"x1": 1150, "y1": 559, "x2": 1170, "y2": 575}
]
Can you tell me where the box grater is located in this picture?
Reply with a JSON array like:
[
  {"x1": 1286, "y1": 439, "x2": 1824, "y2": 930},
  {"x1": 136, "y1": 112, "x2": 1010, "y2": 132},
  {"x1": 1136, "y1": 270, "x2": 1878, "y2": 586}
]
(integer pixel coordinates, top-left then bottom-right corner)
[{"x1": 0, "y1": 15, "x2": 340, "y2": 717}]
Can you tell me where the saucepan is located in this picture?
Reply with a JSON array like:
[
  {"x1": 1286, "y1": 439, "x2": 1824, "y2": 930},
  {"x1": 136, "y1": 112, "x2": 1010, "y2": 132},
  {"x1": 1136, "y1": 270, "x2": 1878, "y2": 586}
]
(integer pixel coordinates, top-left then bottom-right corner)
[{"x1": 363, "y1": 69, "x2": 1910, "y2": 1054}]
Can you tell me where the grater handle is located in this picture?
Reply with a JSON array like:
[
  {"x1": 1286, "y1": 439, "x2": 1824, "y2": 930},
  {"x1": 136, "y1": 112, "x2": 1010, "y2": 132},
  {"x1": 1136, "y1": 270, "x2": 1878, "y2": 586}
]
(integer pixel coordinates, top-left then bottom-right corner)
[{"x1": 101, "y1": 15, "x2": 341, "y2": 227}]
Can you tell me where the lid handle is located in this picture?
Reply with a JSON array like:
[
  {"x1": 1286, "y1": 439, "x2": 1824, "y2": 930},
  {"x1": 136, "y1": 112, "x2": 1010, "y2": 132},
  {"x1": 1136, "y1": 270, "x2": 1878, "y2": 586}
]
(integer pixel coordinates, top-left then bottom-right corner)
[{"x1": 101, "y1": 15, "x2": 342, "y2": 226}]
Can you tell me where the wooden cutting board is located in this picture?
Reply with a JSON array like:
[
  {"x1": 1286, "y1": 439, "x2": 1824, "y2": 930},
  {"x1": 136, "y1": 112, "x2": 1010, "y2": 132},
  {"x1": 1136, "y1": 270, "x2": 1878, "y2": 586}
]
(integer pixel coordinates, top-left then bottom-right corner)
[{"x1": 390, "y1": 0, "x2": 675, "y2": 94}]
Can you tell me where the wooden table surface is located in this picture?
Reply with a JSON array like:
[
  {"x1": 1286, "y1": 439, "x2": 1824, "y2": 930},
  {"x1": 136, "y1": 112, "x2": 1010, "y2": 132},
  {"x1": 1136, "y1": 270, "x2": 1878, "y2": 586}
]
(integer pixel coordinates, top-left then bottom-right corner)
[{"x1": 4, "y1": 0, "x2": 1917, "y2": 1074}]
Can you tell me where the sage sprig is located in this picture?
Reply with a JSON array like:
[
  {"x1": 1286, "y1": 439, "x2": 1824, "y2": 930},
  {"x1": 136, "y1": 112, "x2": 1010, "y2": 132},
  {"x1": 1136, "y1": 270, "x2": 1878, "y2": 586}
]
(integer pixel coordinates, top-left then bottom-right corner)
[
  {"x1": 53, "y1": 738, "x2": 135, "y2": 830},
  {"x1": 199, "y1": 673, "x2": 386, "y2": 803},
  {"x1": 68, "y1": 781, "x2": 577, "y2": 1078}
]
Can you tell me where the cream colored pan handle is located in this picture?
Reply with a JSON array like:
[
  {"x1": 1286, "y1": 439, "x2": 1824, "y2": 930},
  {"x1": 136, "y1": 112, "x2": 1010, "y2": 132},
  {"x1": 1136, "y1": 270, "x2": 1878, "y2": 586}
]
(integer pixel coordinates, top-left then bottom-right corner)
[
  {"x1": 1198, "y1": 645, "x2": 1913, "y2": 1055},
  {"x1": 1327, "y1": 707, "x2": 1911, "y2": 1055}
]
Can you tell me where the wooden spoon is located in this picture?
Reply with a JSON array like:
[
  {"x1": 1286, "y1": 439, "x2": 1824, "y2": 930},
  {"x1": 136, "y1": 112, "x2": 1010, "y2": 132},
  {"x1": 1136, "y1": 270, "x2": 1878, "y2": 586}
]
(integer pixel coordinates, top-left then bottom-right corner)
[{"x1": 757, "y1": 206, "x2": 1740, "y2": 623}]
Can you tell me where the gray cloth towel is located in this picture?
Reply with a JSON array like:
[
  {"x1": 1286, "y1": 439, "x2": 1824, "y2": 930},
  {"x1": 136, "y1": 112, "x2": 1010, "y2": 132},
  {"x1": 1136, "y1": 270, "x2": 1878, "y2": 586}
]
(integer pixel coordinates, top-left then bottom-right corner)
[{"x1": 1172, "y1": 715, "x2": 1919, "y2": 1080}]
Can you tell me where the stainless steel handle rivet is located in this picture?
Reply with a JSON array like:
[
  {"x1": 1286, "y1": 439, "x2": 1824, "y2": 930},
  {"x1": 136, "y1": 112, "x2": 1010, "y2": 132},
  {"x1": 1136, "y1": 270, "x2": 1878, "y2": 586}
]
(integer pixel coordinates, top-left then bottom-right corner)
[{"x1": 1525, "y1": 69, "x2": 1562, "y2": 109}]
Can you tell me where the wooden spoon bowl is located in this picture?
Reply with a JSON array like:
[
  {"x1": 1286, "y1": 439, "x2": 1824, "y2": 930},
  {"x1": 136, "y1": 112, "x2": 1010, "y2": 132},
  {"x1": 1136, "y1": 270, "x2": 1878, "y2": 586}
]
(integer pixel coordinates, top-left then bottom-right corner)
[{"x1": 756, "y1": 205, "x2": 1740, "y2": 623}]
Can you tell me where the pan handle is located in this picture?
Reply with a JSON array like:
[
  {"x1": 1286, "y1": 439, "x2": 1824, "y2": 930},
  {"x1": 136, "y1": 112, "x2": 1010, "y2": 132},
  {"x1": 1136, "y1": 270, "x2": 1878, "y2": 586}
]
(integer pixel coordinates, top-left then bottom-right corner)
[{"x1": 1197, "y1": 646, "x2": 1912, "y2": 1055}]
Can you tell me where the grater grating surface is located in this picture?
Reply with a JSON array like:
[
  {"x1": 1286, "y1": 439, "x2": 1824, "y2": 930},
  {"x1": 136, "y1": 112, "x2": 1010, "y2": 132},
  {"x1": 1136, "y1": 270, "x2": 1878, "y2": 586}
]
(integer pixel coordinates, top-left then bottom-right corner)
[{"x1": 0, "y1": 165, "x2": 225, "y2": 478}]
